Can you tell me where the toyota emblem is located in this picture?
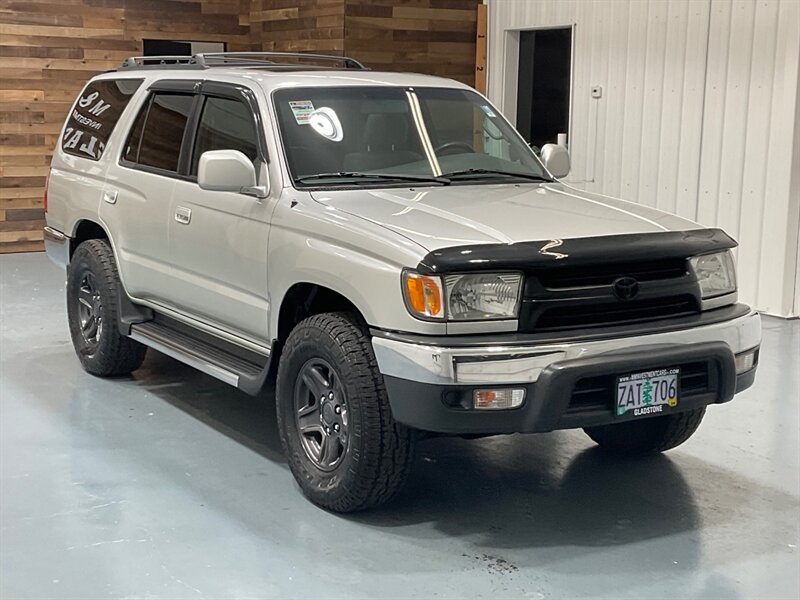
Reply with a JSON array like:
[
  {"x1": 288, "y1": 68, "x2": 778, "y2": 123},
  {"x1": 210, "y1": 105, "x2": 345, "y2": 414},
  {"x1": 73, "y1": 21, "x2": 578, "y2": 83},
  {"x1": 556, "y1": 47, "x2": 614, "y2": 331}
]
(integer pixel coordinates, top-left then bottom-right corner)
[{"x1": 612, "y1": 276, "x2": 639, "y2": 300}]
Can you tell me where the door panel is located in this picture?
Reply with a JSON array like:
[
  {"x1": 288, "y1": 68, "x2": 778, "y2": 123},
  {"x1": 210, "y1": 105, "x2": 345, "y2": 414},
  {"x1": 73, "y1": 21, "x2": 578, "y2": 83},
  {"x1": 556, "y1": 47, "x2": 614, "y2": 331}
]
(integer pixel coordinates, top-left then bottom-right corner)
[
  {"x1": 101, "y1": 166, "x2": 175, "y2": 301},
  {"x1": 168, "y1": 182, "x2": 270, "y2": 342},
  {"x1": 165, "y1": 88, "x2": 271, "y2": 344}
]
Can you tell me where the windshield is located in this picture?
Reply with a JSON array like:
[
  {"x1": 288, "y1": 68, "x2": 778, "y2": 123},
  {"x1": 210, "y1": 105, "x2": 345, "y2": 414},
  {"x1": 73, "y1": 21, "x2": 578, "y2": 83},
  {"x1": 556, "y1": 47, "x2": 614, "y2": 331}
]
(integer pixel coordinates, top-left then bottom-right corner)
[{"x1": 273, "y1": 86, "x2": 550, "y2": 186}]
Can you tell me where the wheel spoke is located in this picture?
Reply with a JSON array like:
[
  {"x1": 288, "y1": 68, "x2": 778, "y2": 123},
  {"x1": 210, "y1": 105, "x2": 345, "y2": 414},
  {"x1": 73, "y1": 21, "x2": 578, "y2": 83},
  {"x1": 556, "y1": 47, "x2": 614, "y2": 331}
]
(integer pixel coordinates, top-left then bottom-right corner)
[
  {"x1": 318, "y1": 434, "x2": 339, "y2": 466},
  {"x1": 83, "y1": 316, "x2": 98, "y2": 339},
  {"x1": 78, "y1": 287, "x2": 94, "y2": 310},
  {"x1": 297, "y1": 406, "x2": 321, "y2": 432},
  {"x1": 302, "y1": 366, "x2": 328, "y2": 398}
]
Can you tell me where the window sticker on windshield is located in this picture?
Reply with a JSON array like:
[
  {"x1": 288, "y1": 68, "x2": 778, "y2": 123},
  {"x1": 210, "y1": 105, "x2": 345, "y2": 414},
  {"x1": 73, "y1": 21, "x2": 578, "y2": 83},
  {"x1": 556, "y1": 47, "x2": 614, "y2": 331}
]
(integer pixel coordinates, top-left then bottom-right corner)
[
  {"x1": 289, "y1": 100, "x2": 315, "y2": 124},
  {"x1": 480, "y1": 104, "x2": 497, "y2": 118}
]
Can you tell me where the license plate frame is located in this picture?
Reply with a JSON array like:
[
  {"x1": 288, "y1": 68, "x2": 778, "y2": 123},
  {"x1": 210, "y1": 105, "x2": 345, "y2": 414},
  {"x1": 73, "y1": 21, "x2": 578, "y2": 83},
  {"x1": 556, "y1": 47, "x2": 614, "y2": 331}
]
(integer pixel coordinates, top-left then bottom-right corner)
[{"x1": 616, "y1": 367, "x2": 680, "y2": 418}]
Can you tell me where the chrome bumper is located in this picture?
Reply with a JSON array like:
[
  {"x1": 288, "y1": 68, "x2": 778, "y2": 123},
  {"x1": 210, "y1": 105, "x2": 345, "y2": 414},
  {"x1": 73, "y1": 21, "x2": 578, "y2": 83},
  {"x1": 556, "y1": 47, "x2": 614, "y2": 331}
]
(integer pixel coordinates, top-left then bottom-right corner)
[
  {"x1": 371, "y1": 310, "x2": 762, "y2": 386},
  {"x1": 43, "y1": 226, "x2": 69, "y2": 269}
]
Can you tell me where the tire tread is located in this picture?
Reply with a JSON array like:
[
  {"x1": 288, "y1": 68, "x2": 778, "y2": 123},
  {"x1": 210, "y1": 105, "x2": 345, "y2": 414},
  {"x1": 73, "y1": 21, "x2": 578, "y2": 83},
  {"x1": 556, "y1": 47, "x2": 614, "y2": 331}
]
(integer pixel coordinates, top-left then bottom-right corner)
[
  {"x1": 277, "y1": 312, "x2": 414, "y2": 512},
  {"x1": 68, "y1": 239, "x2": 146, "y2": 376},
  {"x1": 584, "y1": 407, "x2": 706, "y2": 455}
]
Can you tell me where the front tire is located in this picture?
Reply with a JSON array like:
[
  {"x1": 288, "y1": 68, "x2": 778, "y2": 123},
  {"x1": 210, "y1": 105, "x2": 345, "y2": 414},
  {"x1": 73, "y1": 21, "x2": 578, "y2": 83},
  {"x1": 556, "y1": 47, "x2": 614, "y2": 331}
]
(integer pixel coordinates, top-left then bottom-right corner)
[
  {"x1": 276, "y1": 312, "x2": 415, "y2": 512},
  {"x1": 583, "y1": 408, "x2": 706, "y2": 455},
  {"x1": 66, "y1": 239, "x2": 147, "y2": 376}
]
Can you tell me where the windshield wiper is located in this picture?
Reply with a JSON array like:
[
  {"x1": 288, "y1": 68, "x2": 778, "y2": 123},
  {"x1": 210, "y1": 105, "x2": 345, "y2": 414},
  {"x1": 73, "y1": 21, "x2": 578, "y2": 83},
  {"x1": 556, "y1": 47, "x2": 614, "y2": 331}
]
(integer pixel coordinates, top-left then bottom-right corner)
[
  {"x1": 440, "y1": 168, "x2": 553, "y2": 182},
  {"x1": 295, "y1": 171, "x2": 450, "y2": 185}
]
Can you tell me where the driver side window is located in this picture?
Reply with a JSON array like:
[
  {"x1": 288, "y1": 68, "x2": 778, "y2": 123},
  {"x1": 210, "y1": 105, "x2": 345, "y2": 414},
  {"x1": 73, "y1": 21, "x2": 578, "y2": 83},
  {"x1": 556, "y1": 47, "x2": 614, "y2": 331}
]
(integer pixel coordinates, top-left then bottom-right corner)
[
  {"x1": 422, "y1": 96, "x2": 515, "y2": 164},
  {"x1": 191, "y1": 95, "x2": 258, "y2": 176}
]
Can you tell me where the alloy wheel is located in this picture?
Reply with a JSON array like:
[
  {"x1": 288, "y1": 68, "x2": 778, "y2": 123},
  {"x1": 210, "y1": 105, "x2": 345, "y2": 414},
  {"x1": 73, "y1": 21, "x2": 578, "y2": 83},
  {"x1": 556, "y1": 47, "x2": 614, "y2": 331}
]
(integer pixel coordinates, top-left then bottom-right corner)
[
  {"x1": 293, "y1": 358, "x2": 349, "y2": 471},
  {"x1": 76, "y1": 272, "x2": 103, "y2": 350}
]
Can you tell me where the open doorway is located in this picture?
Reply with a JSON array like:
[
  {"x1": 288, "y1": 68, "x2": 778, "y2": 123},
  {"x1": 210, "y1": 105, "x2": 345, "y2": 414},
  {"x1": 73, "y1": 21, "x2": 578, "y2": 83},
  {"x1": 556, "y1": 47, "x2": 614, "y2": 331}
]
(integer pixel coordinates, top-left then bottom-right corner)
[
  {"x1": 143, "y1": 40, "x2": 226, "y2": 56},
  {"x1": 515, "y1": 27, "x2": 572, "y2": 151}
]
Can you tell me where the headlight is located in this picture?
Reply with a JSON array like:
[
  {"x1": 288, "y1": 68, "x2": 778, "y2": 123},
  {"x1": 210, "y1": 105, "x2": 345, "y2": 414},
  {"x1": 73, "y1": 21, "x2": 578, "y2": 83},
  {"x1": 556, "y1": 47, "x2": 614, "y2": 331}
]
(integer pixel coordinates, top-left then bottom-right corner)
[
  {"x1": 445, "y1": 273, "x2": 522, "y2": 320},
  {"x1": 690, "y1": 250, "x2": 736, "y2": 298},
  {"x1": 402, "y1": 271, "x2": 523, "y2": 321}
]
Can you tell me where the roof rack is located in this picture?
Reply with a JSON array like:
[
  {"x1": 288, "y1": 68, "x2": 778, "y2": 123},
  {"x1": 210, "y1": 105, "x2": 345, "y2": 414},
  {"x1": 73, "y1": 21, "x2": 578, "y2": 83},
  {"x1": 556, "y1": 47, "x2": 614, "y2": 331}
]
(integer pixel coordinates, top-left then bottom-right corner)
[{"x1": 118, "y1": 52, "x2": 366, "y2": 71}]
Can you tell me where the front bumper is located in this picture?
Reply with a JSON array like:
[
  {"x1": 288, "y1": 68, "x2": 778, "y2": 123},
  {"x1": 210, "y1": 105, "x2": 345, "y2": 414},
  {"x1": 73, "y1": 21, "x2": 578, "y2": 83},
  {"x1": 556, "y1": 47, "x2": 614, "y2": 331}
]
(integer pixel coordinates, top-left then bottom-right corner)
[{"x1": 372, "y1": 307, "x2": 761, "y2": 434}]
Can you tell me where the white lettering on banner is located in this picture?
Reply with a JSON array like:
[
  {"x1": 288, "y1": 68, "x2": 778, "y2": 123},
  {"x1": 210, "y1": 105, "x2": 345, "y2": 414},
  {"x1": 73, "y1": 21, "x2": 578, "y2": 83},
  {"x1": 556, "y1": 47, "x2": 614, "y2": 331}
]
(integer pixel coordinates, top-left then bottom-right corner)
[
  {"x1": 78, "y1": 91, "x2": 99, "y2": 108},
  {"x1": 71, "y1": 109, "x2": 102, "y2": 130},
  {"x1": 63, "y1": 128, "x2": 82, "y2": 149},
  {"x1": 87, "y1": 100, "x2": 110, "y2": 116},
  {"x1": 79, "y1": 136, "x2": 102, "y2": 159}
]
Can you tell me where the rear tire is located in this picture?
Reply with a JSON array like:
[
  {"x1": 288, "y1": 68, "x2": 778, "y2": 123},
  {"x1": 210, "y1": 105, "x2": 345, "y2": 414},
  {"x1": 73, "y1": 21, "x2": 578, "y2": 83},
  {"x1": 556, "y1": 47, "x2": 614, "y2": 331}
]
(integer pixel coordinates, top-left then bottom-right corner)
[
  {"x1": 66, "y1": 239, "x2": 147, "y2": 376},
  {"x1": 276, "y1": 312, "x2": 415, "y2": 512},
  {"x1": 583, "y1": 408, "x2": 706, "y2": 455}
]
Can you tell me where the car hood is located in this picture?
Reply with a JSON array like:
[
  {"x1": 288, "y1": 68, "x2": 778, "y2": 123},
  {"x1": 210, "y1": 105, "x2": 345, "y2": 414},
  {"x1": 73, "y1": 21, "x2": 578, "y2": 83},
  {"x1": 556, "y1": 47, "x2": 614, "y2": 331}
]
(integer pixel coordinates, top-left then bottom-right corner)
[{"x1": 310, "y1": 183, "x2": 700, "y2": 252}]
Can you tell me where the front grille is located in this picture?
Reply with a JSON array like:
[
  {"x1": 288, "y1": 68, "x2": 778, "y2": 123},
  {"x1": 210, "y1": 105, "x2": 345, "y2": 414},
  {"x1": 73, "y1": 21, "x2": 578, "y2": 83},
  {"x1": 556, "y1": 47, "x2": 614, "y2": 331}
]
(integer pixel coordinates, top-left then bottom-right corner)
[
  {"x1": 534, "y1": 295, "x2": 698, "y2": 331},
  {"x1": 538, "y1": 258, "x2": 688, "y2": 290},
  {"x1": 520, "y1": 256, "x2": 701, "y2": 333},
  {"x1": 566, "y1": 361, "x2": 711, "y2": 414}
]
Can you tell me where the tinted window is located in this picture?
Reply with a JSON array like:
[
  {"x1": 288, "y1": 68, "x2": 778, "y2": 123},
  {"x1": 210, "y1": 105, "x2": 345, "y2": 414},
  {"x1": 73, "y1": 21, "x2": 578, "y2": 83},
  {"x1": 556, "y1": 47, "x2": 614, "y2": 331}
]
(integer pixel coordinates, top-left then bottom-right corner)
[
  {"x1": 126, "y1": 93, "x2": 194, "y2": 173},
  {"x1": 191, "y1": 96, "x2": 259, "y2": 175},
  {"x1": 274, "y1": 87, "x2": 425, "y2": 178},
  {"x1": 61, "y1": 78, "x2": 143, "y2": 160}
]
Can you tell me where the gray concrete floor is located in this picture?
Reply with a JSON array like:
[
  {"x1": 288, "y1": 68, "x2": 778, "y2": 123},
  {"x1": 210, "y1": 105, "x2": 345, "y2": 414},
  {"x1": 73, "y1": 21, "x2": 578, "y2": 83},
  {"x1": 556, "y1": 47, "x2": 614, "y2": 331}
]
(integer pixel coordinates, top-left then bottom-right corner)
[{"x1": 1, "y1": 253, "x2": 798, "y2": 600}]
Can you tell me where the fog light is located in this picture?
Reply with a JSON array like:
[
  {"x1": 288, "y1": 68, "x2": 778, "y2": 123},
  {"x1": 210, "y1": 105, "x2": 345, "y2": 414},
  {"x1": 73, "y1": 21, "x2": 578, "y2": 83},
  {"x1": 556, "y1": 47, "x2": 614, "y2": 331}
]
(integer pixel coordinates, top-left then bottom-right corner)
[
  {"x1": 735, "y1": 350, "x2": 756, "y2": 374},
  {"x1": 473, "y1": 388, "x2": 525, "y2": 410}
]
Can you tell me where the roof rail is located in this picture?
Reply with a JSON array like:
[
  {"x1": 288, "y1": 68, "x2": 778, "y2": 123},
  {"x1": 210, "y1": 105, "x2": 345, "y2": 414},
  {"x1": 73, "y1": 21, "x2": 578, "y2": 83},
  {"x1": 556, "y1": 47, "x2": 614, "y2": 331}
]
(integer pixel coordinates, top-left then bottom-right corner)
[
  {"x1": 118, "y1": 52, "x2": 366, "y2": 71},
  {"x1": 119, "y1": 55, "x2": 204, "y2": 70}
]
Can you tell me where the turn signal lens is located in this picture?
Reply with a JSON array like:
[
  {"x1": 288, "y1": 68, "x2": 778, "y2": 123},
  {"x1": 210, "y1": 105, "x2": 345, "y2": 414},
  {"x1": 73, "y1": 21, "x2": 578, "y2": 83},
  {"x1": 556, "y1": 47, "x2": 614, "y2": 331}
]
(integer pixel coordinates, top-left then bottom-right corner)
[
  {"x1": 403, "y1": 271, "x2": 444, "y2": 319},
  {"x1": 735, "y1": 349, "x2": 757, "y2": 374},
  {"x1": 474, "y1": 388, "x2": 526, "y2": 410}
]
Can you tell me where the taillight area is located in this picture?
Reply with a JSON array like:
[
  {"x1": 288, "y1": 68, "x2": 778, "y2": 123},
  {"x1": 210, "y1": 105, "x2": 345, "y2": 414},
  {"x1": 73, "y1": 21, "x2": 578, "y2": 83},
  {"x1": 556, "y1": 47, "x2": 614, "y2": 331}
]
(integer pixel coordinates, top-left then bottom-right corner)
[{"x1": 43, "y1": 168, "x2": 51, "y2": 213}]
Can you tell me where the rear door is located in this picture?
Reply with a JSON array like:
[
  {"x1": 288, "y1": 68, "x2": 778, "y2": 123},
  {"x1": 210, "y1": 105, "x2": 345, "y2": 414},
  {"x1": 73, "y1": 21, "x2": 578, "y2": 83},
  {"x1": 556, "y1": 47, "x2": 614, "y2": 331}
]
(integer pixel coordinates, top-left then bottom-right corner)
[
  {"x1": 102, "y1": 80, "x2": 199, "y2": 302},
  {"x1": 166, "y1": 81, "x2": 272, "y2": 345}
]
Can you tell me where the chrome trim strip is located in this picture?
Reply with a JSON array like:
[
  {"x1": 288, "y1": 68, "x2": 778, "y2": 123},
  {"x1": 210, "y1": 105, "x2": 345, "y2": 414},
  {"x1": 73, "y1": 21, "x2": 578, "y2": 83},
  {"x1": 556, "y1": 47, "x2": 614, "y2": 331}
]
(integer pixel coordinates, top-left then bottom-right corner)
[
  {"x1": 43, "y1": 226, "x2": 67, "y2": 244},
  {"x1": 701, "y1": 292, "x2": 738, "y2": 311},
  {"x1": 129, "y1": 329, "x2": 240, "y2": 387},
  {"x1": 446, "y1": 319, "x2": 518, "y2": 334},
  {"x1": 372, "y1": 310, "x2": 762, "y2": 385}
]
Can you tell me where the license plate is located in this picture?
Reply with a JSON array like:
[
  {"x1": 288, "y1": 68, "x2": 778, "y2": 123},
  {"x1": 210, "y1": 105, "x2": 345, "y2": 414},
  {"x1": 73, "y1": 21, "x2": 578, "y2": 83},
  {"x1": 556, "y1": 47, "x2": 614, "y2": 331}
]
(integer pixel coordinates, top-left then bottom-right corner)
[{"x1": 616, "y1": 368, "x2": 679, "y2": 417}]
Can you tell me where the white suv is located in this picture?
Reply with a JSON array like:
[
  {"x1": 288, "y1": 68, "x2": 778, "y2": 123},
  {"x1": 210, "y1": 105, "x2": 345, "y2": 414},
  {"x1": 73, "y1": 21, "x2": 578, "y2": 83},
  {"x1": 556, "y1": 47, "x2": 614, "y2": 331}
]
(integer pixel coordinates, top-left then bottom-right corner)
[{"x1": 44, "y1": 52, "x2": 761, "y2": 512}]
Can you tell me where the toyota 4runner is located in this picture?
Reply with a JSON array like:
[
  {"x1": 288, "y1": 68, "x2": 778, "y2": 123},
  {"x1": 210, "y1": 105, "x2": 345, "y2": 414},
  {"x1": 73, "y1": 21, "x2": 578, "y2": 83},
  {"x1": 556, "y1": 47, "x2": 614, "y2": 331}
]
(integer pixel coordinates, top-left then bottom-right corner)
[{"x1": 44, "y1": 52, "x2": 761, "y2": 512}]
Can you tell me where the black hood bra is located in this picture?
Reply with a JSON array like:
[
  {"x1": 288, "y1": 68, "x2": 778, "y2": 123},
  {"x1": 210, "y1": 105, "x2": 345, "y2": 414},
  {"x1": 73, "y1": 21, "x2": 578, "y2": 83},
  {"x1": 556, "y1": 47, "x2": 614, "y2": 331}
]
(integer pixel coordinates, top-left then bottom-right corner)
[{"x1": 416, "y1": 228, "x2": 737, "y2": 274}]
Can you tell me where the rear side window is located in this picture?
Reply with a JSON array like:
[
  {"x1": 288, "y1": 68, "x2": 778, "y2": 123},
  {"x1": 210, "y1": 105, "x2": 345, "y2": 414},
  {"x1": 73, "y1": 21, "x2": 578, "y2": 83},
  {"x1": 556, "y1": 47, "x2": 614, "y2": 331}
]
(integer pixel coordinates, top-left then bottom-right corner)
[
  {"x1": 61, "y1": 79, "x2": 143, "y2": 161},
  {"x1": 191, "y1": 96, "x2": 259, "y2": 175},
  {"x1": 123, "y1": 93, "x2": 194, "y2": 173}
]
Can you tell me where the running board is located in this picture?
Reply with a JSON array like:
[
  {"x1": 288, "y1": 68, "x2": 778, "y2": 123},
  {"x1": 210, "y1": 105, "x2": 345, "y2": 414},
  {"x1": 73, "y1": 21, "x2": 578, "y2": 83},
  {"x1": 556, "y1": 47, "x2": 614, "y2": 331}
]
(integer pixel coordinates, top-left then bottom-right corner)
[{"x1": 129, "y1": 321, "x2": 271, "y2": 395}]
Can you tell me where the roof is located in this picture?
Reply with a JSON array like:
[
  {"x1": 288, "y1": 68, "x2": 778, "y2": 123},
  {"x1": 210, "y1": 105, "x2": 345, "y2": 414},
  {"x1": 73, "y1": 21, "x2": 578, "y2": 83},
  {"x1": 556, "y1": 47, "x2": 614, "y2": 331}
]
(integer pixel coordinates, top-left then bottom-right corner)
[{"x1": 100, "y1": 52, "x2": 472, "y2": 93}]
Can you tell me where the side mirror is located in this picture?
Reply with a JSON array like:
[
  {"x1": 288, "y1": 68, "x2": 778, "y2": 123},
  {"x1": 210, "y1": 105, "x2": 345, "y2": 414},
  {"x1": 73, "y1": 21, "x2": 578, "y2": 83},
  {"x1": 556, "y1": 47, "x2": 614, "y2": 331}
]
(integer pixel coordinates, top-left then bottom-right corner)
[
  {"x1": 198, "y1": 150, "x2": 267, "y2": 198},
  {"x1": 540, "y1": 143, "x2": 570, "y2": 178}
]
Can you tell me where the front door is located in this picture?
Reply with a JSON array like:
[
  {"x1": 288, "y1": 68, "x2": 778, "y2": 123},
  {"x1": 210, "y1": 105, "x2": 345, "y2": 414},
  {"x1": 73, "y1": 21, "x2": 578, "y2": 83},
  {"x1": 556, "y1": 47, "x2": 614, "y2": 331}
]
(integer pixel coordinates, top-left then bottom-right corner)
[{"x1": 167, "y1": 84, "x2": 272, "y2": 346}]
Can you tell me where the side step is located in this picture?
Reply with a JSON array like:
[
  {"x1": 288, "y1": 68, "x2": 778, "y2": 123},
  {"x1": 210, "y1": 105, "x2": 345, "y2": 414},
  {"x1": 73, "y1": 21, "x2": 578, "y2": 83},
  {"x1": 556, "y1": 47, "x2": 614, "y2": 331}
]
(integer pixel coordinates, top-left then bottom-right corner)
[{"x1": 129, "y1": 320, "x2": 271, "y2": 395}]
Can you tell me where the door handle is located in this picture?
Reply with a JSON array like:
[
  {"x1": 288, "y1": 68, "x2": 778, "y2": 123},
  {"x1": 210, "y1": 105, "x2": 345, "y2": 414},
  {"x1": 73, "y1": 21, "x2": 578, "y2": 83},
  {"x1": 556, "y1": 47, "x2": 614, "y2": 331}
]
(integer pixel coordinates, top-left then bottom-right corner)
[
  {"x1": 103, "y1": 190, "x2": 118, "y2": 204},
  {"x1": 174, "y1": 206, "x2": 192, "y2": 225}
]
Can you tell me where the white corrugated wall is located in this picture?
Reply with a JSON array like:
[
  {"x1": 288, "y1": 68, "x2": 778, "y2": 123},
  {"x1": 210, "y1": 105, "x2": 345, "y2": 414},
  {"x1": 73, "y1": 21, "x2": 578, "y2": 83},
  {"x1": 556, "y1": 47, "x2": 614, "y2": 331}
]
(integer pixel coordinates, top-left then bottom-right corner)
[{"x1": 485, "y1": 0, "x2": 800, "y2": 316}]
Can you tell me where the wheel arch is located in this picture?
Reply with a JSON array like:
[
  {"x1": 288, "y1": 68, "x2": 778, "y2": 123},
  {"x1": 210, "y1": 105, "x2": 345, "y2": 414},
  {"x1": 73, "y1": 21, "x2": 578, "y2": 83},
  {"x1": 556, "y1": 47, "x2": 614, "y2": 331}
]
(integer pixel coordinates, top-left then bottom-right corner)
[
  {"x1": 70, "y1": 218, "x2": 110, "y2": 258},
  {"x1": 276, "y1": 282, "x2": 367, "y2": 344}
]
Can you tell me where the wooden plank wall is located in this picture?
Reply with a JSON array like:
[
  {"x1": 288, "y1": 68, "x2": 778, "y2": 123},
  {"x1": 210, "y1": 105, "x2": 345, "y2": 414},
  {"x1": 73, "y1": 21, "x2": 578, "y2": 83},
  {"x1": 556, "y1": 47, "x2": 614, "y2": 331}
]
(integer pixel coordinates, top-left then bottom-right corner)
[
  {"x1": 2, "y1": 0, "x2": 481, "y2": 252},
  {"x1": 343, "y1": 0, "x2": 481, "y2": 86},
  {"x1": 0, "y1": 0, "x2": 250, "y2": 253},
  {"x1": 248, "y1": 0, "x2": 481, "y2": 83},
  {"x1": 249, "y1": 0, "x2": 345, "y2": 54}
]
